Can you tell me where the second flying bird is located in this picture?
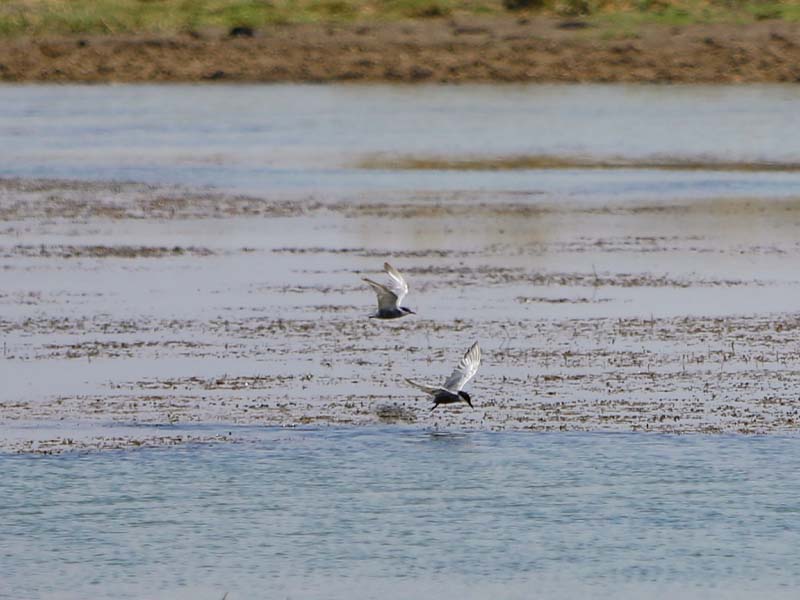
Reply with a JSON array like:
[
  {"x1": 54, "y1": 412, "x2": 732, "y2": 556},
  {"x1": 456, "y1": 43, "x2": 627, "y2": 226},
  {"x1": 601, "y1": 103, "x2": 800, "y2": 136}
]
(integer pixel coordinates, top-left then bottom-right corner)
[{"x1": 363, "y1": 262, "x2": 416, "y2": 319}]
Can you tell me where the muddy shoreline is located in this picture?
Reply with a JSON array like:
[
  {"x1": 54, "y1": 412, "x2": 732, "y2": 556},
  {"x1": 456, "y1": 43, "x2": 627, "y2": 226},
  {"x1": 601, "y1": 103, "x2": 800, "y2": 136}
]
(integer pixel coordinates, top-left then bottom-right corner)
[{"x1": 4, "y1": 18, "x2": 800, "y2": 83}]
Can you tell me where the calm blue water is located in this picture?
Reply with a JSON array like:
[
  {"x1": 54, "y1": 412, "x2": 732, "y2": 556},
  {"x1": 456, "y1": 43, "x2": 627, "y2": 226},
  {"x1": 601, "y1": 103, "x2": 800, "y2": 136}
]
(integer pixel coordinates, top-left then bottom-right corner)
[
  {"x1": 2, "y1": 84, "x2": 800, "y2": 201},
  {"x1": 3, "y1": 427, "x2": 800, "y2": 600}
]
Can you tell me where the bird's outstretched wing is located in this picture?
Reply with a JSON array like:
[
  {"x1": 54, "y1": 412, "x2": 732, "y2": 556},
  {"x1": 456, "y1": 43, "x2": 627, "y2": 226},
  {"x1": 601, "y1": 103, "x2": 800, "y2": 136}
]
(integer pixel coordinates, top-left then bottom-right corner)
[
  {"x1": 363, "y1": 278, "x2": 399, "y2": 312},
  {"x1": 383, "y1": 263, "x2": 409, "y2": 304},
  {"x1": 443, "y1": 342, "x2": 481, "y2": 392},
  {"x1": 405, "y1": 378, "x2": 441, "y2": 395}
]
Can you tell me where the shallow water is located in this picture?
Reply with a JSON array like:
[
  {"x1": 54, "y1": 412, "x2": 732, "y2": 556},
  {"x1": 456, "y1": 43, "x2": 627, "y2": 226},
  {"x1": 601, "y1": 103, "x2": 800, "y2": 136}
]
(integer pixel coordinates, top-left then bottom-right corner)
[
  {"x1": 2, "y1": 84, "x2": 800, "y2": 200},
  {"x1": 2, "y1": 427, "x2": 800, "y2": 600}
]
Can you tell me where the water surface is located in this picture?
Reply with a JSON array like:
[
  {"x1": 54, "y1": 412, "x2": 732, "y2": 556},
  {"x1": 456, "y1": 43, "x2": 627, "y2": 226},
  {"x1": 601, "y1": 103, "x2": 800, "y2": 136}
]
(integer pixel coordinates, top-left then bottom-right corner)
[
  {"x1": 3, "y1": 84, "x2": 800, "y2": 200},
  {"x1": 3, "y1": 427, "x2": 800, "y2": 600}
]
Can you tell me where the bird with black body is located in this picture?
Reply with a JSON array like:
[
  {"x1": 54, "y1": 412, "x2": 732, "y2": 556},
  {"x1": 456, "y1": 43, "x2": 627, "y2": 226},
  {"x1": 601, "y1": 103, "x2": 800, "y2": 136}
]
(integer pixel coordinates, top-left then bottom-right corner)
[
  {"x1": 406, "y1": 342, "x2": 481, "y2": 411},
  {"x1": 363, "y1": 262, "x2": 415, "y2": 319}
]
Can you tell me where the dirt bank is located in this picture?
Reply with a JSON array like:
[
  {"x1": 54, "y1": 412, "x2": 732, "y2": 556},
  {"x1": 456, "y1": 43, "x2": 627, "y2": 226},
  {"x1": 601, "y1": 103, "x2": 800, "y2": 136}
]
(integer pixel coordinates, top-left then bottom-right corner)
[{"x1": 4, "y1": 18, "x2": 800, "y2": 83}]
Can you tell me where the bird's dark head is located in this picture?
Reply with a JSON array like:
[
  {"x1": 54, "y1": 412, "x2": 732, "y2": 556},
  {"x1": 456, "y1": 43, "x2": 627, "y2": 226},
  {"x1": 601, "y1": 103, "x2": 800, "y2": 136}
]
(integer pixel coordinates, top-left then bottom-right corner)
[
  {"x1": 458, "y1": 391, "x2": 473, "y2": 408},
  {"x1": 401, "y1": 307, "x2": 416, "y2": 315}
]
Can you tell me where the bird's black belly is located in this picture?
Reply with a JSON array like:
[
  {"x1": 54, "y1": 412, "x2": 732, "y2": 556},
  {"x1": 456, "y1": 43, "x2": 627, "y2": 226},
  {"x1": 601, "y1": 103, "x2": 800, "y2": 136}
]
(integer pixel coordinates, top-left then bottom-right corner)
[
  {"x1": 375, "y1": 309, "x2": 404, "y2": 319},
  {"x1": 433, "y1": 390, "x2": 461, "y2": 404}
]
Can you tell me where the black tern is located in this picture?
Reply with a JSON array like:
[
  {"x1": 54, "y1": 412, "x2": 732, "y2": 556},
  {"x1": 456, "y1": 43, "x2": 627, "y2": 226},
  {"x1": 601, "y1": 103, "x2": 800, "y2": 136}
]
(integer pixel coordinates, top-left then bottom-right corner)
[
  {"x1": 406, "y1": 342, "x2": 481, "y2": 411},
  {"x1": 363, "y1": 262, "x2": 415, "y2": 319}
]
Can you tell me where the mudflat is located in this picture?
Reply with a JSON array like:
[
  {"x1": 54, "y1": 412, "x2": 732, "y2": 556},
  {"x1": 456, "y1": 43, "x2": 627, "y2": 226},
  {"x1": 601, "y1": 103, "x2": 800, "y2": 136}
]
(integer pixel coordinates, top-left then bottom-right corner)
[
  {"x1": 4, "y1": 18, "x2": 800, "y2": 83},
  {"x1": 3, "y1": 177, "x2": 800, "y2": 453}
]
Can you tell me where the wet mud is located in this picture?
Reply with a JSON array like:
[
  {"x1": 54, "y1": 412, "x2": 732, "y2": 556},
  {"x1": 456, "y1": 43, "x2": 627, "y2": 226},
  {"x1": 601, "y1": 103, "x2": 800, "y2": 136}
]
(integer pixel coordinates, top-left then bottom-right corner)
[{"x1": 2, "y1": 177, "x2": 800, "y2": 452}]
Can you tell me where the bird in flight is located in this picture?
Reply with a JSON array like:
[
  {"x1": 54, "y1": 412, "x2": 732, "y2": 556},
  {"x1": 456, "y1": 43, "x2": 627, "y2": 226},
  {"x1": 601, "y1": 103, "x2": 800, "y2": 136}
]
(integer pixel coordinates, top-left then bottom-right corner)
[
  {"x1": 363, "y1": 262, "x2": 416, "y2": 319},
  {"x1": 406, "y1": 342, "x2": 481, "y2": 411}
]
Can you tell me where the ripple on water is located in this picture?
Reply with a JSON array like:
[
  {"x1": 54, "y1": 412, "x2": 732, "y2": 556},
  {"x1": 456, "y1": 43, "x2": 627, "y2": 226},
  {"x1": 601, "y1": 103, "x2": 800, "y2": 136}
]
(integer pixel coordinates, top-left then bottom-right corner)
[{"x1": 2, "y1": 428, "x2": 800, "y2": 599}]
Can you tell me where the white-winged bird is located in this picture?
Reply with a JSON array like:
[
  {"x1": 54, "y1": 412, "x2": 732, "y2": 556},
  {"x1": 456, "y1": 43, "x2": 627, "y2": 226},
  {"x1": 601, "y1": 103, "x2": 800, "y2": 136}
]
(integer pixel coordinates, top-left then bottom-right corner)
[
  {"x1": 363, "y1": 262, "x2": 415, "y2": 319},
  {"x1": 406, "y1": 342, "x2": 481, "y2": 411}
]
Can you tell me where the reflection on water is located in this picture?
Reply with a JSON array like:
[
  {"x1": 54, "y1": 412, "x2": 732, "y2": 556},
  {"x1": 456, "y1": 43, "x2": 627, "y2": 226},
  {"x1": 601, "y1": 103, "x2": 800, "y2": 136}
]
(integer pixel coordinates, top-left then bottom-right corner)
[
  {"x1": 426, "y1": 430, "x2": 474, "y2": 447},
  {"x1": 2, "y1": 428, "x2": 800, "y2": 600}
]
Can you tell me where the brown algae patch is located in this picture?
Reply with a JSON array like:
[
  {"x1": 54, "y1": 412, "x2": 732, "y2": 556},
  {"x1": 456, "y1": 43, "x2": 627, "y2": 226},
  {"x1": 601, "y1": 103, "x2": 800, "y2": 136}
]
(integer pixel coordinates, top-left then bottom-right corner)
[
  {"x1": 5, "y1": 245, "x2": 215, "y2": 258},
  {"x1": 375, "y1": 403, "x2": 418, "y2": 424},
  {"x1": 0, "y1": 178, "x2": 308, "y2": 220},
  {"x1": 516, "y1": 296, "x2": 612, "y2": 304},
  {"x1": 359, "y1": 154, "x2": 800, "y2": 172},
  {"x1": 5, "y1": 431, "x2": 238, "y2": 455}
]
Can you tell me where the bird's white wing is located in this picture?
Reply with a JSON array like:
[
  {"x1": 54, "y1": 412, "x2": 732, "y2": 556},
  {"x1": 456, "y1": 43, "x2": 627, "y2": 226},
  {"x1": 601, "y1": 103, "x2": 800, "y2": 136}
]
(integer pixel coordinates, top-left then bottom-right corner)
[
  {"x1": 383, "y1": 263, "x2": 409, "y2": 304},
  {"x1": 443, "y1": 342, "x2": 481, "y2": 392},
  {"x1": 363, "y1": 278, "x2": 399, "y2": 312},
  {"x1": 405, "y1": 378, "x2": 440, "y2": 395}
]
